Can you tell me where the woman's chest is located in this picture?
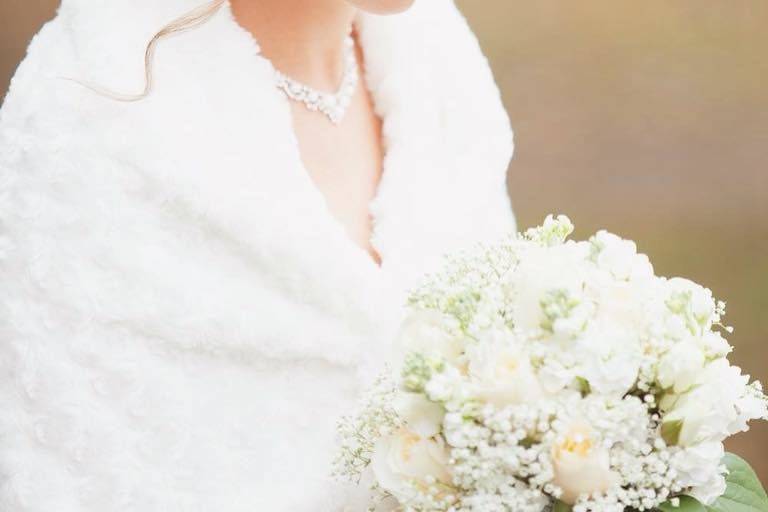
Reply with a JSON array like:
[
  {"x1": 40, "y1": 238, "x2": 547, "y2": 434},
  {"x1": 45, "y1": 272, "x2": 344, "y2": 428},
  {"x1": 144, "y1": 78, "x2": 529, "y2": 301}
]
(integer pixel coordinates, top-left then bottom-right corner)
[
  {"x1": 47, "y1": 0, "x2": 517, "y2": 365},
  {"x1": 289, "y1": 79, "x2": 385, "y2": 264}
]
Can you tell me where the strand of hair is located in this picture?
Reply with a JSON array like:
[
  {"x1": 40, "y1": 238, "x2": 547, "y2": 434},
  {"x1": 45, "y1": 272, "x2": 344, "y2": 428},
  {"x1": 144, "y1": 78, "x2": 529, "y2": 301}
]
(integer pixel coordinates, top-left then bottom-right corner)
[{"x1": 59, "y1": 0, "x2": 226, "y2": 102}]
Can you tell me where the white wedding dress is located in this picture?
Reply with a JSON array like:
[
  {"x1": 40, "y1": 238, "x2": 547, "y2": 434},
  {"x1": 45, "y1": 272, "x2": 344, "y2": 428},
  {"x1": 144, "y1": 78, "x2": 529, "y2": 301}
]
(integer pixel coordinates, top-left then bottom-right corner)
[{"x1": 0, "y1": 0, "x2": 515, "y2": 510}]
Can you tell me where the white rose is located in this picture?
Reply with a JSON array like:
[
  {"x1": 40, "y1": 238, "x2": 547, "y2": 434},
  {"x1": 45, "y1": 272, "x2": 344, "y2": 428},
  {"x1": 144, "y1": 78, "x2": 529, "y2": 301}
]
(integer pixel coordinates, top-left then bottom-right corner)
[
  {"x1": 371, "y1": 394, "x2": 451, "y2": 503},
  {"x1": 393, "y1": 310, "x2": 464, "y2": 366},
  {"x1": 466, "y1": 342, "x2": 544, "y2": 407},
  {"x1": 371, "y1": 431, "x2": 451, "y2": 503},
  {"x1": 657, "y1": 339, "x2": 706, "y2": 394},
  {"x1": 392, "y1": 392, "x2": 445, "y2": 439},
  {"x1": 551, "y1": 423, "x2": 620, "y2": 504}
]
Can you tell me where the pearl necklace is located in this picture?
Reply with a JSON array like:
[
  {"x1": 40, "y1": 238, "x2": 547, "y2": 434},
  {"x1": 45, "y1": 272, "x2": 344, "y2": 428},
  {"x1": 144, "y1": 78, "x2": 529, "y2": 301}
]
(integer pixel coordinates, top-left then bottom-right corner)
[{"x1": 274, "y1": 34, "x2": 358, "y2": 125}]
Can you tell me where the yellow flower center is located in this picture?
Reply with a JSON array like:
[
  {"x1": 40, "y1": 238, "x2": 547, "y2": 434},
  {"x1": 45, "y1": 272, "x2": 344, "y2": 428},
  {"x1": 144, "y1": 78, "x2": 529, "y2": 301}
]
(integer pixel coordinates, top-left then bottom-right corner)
[
  {"x1": 556, "y1": 427, "x2": 594, "y2": 457},
  {"x1": 399, "y1": 429, "x2": 421, "y2": 462},
  {"x1": 496, "y1": 355, "x2": 519, "y2": 375}
]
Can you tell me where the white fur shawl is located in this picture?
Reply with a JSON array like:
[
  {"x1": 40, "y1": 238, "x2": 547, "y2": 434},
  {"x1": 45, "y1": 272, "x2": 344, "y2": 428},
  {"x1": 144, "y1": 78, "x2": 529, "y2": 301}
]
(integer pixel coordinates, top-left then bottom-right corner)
[{"x1": 0, "y1": 0, "x2": 515, "y2": 510}]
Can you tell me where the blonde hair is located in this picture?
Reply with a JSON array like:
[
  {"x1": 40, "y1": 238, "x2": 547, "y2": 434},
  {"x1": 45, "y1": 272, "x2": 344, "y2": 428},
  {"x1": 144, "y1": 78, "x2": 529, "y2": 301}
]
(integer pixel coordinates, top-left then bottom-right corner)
[{"x1": 68, "y1": 0, "x2": 227, "y2": 101}]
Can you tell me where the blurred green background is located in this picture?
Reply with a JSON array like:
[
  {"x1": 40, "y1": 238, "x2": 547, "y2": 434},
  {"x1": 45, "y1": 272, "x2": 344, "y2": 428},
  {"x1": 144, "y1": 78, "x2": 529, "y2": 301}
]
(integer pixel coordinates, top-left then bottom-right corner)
[{"x1": 2, "y1": 0, "x2": 766, "y2": 481}]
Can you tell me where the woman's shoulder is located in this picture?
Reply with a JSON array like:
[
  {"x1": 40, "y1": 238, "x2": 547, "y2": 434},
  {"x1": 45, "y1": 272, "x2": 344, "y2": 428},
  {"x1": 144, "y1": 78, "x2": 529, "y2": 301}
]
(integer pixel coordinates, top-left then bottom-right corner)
[
  {"x1": 2, "y1": 0, "x2": 197, "y2": 127},
  {"x1": 361, "y1": 0, "x2": 513, "y2": 165}
]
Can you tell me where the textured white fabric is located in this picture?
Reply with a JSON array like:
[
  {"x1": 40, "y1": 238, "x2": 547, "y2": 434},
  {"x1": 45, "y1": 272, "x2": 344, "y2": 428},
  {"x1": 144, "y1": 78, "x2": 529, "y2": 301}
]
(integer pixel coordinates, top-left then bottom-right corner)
[{"x1": 0, "y1": 0, "x2": 515, "y2": 510}]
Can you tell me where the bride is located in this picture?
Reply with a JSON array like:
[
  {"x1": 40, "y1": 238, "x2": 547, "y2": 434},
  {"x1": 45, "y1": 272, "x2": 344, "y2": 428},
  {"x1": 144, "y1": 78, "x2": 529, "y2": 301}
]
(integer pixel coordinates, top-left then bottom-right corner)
[{"x1": 0, "y1": 0, "x2": 515, "y2": 509}]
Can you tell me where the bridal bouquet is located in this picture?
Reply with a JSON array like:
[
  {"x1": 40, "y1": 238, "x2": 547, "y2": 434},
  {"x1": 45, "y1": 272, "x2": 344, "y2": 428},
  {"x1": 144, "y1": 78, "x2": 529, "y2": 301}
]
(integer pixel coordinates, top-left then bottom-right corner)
[{"x1": 334, "y1": 216, "x2": 768, "y2": 512}]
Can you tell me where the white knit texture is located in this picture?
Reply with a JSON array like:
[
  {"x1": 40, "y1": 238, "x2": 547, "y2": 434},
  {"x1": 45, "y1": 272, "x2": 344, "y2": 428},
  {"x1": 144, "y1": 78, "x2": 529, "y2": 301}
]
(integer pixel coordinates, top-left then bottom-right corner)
[{"x1": 0, "y1": 0, "x2": 515, "y2": 509}]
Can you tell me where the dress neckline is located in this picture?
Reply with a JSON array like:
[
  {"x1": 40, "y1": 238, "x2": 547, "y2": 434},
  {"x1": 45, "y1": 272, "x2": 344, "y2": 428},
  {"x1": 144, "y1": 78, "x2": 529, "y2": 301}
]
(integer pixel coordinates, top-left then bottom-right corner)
[{"x1": 223, "y1": 2, "x2": 390, "y2": 271}]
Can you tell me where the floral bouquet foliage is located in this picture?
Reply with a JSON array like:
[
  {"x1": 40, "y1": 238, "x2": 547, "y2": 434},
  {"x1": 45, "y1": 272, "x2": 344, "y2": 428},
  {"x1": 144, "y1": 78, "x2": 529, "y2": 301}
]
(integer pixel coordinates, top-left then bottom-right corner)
[{"x1": 334, "y1": 216, "x2": 768, "y2": 512}]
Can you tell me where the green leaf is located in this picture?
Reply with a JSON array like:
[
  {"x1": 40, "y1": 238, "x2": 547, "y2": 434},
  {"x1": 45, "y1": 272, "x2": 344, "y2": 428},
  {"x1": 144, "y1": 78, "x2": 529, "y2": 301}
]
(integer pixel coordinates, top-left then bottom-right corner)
[
  {"x1": 552, "y1": 500, "x2": 572, "y2": 512},
  {"x1": 661, "y1": 419, "x2": 683, "y2": 446},
  {"x1": 658, "y1": 453, "x2": 768, "y2": 512},
  {"x1": 575, "y1": 376, "x2": 591, "y2": 397},
  {"x1": 658, "y1": 495, "x2": 708, "y2": 512},
  {"x1": 707, "y1": 453, "x2": 768, "y2": 512}
]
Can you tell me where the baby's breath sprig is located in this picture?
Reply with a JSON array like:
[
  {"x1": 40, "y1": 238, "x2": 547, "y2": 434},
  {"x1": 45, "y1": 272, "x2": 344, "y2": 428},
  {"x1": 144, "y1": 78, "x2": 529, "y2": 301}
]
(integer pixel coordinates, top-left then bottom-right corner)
[{"x1": 333, "y1": 373, "x2": 402, "y2": 483}]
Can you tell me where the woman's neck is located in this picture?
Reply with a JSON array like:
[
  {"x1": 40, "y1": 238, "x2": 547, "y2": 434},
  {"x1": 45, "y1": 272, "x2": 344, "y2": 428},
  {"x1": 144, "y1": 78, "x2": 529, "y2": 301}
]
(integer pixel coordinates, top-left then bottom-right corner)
[{"x1": 229, "y1": 0, "x2": 357, "y2": 91}]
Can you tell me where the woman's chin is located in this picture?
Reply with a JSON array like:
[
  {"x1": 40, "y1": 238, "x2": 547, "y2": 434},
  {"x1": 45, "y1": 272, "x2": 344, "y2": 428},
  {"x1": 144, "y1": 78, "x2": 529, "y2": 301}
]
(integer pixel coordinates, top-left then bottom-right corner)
[{"x1": 345, "y1": 0, "x2": 416, "y2": 15}]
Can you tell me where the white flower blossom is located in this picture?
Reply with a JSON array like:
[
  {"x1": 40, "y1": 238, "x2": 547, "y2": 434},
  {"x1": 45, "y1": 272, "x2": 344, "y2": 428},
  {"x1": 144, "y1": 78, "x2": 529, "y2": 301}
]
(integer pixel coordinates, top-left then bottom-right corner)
[
  {"x1": 590, "y1": 230, "x2": 653, "y2": 281},
  {"x1": 370, "y1": 393, "x2": 452, "y2": 504},
  {"x1": 336, "y1": 217, "x2": 767, "y2": 512},
  {"x1": 663, "y1": 359, "x2": 767, "y2": 446},
  {"x1": 466, "y1": 340, "x2": 545, "y2": 407},
  {"x1": 551, "y1": 421, "x2": 621, "y2": 504},
  {"x1": 670, "y1": 442, "x2": 726, "y2": 504},
  {"x1": 657, "y1": 339, "x2": 706, "y2": 394}
]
